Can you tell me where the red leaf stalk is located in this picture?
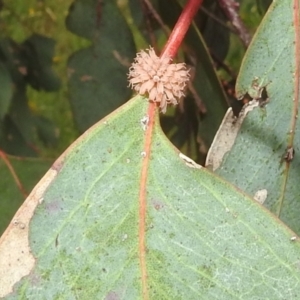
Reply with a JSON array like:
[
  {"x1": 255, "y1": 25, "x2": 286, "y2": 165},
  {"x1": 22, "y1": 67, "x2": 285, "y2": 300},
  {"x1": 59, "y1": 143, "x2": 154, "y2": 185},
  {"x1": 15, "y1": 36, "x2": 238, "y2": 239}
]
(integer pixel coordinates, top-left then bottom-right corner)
[
  {"x1": 138, "y1": 1, "x2": 203, "y2": 299},
  {"x1": 161, "y1": 0, "x2": 203, "y2": 59}
]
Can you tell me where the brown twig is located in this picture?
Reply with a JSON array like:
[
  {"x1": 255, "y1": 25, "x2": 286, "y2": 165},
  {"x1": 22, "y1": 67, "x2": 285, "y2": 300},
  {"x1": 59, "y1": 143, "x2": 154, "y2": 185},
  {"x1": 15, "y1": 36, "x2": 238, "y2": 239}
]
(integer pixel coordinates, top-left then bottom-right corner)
[
  {"x1": 0, "y1": 150, "x2": 28, "y2": 198},
  {"x1": 218, "y1": 0, "x2": 251, "y2": 47},
  {"x1": 143, "y1": 0, "x2": 170, "y2": 37},
  {"x1": 142, "y1": 0, "x2": 158, "y2": 49},
  {"x1": 200, "y1": 6, "x2": 237, "y2": 34},
  {"x1": 210, "y1": 51, "x2": 237, "y2": 79}
]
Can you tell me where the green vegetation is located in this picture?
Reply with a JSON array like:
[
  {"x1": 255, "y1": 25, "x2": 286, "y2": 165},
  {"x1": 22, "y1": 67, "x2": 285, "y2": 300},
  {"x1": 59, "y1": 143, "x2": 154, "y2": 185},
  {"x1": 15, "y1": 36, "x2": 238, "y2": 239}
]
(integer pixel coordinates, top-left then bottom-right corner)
[{"x1": 0, "y1": 0, "x2": 88, "y2": 156}]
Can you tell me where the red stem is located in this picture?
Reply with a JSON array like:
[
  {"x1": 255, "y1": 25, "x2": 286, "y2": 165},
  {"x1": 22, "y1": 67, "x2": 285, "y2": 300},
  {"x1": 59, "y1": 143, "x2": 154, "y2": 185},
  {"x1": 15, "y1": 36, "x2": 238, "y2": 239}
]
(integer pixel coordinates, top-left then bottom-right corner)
[
  {"x1": 138, "y1": 1, "x2": 204, "y2": 298},
  {"x1": 161, "y1": 0, "x2": 203, "y2": 59}
]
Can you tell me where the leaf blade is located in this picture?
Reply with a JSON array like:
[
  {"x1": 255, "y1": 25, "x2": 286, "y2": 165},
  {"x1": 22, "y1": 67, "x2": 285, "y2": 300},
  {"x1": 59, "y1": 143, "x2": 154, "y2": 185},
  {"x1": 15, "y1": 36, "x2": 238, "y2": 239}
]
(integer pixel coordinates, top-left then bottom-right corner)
[
  {"x1": 1, "y1": 96, "x2": 300, "y2": 299},
  {"x1": 67, "y1": 0, "x2": 136, "y2": 132},
  {"x1": 206, "y1": 0, "x2": 300, "y2": 233}
]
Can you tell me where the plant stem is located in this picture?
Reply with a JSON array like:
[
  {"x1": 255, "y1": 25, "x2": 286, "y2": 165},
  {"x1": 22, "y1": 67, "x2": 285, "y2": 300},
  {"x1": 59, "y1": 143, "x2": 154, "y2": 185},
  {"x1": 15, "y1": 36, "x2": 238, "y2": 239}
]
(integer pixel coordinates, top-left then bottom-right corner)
[
  {"x1": 0, "y1": 150, "x2": 28, "y2": 198},
  {"x1": 160, "y1": 0, "x2": 203, "y2": 59},
  {"x1": 218, "y1": 0, "x2": 251, "y2": 47},
  {"x1": 139, "y1": 2, "x2": 204, "y2": 297}
]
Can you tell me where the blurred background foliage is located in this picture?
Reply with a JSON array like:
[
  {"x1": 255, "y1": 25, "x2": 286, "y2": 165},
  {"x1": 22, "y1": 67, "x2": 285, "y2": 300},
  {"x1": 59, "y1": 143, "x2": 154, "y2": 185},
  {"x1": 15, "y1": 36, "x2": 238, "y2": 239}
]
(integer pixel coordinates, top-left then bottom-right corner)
[{"x1": 0, "y1": 0, "x2": 271, "y2": 234}]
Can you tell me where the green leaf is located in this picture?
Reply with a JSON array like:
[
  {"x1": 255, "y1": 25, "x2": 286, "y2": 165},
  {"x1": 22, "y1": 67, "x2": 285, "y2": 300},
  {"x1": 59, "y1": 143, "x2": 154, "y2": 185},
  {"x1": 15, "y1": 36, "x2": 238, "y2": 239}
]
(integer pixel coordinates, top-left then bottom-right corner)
[
  {"x1": 128, "y1": 0, "x2": 160, "y2": 44},
  {"x1": 66, "y1": 0, "x2": 136, "y2": 132},
  {"x1": 160, "y1": 97, "x2": 201, "y2": 162},
  {"x1": 66, "y1": 0, "x2": 100, "y2": 40},
  {"x1": 256, "y1": 0, "x2": 272, "y2": 14},
  {"x1": 0, "y1": 35, "x2": 60, "y2": 155},
  {"x1": 190, "y1": 27, "x2": 228, "y2": 151},
  {"x1": 199, "y1": 2, "x2": 230, "y2": 62},
  {"x1": 128, "y1": 0, "x2": 147, "y2": 29},
  {"x1": 0, "y1": 116, "x2": 37, "y2": 157},
  {"x1": 22, "y1": 34, "x2": 61, "y2": 91},
  {"x1": 1, "y1": 96, "x2": 300, "y2": 299},
  {"x1": 0, "y1": 38, "x2": 26, "y2": 85},
  {"x1": 34, "y1": 116, "x2": 59, "y2": 147},
  {"x1": 0, "y1": 154, "x2": 52, "y2": 235},
  {"x1": 206, "y1": 1, "x2": 300, "y2": 233},
  {"x1": 0, "y1": 62, "x2": 13, "y2": 120},
  {"x1": 0, "y1": 38, "x2": 27, "y2": 121},
  {"x1": 8, "y1": 88, "x2": 36, "y2": 145}
]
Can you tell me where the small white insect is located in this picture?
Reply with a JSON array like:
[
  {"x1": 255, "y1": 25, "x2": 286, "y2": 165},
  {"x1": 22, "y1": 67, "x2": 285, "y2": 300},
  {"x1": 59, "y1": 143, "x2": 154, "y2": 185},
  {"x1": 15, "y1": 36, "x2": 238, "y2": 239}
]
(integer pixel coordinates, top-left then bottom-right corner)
[{"x1": 253, "y1": 189, "x2": 268, "y2": 204}]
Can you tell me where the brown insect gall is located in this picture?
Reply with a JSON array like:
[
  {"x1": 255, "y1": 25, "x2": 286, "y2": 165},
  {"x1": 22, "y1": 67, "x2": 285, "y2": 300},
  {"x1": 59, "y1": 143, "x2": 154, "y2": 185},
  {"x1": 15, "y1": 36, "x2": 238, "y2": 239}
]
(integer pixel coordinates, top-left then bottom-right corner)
[{"x1": 128, "y1": 47, "x2": 190, "y2": 113}]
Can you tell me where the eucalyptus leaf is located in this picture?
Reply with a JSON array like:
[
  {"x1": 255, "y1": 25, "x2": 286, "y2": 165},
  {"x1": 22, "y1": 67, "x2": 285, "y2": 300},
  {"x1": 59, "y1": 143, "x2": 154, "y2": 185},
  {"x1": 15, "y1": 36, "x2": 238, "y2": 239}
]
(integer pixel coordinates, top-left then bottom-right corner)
[
  {"x1": 67, "y1": 0, "x2": 136, "y2": 132},
  {"x1": 1, "y1": 96, "x2": 300, "y2": 299},
  {"x1": 206, "y1": 0, "x2": 300, "y2": 233}
]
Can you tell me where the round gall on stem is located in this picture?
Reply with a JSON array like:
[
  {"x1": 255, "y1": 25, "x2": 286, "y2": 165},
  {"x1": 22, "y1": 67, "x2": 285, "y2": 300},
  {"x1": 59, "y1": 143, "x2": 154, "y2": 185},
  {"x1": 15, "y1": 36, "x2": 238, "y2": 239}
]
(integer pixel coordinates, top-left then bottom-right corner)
[{"x1": 128, "y1": 47, "x2": 190, "y2": 113}]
